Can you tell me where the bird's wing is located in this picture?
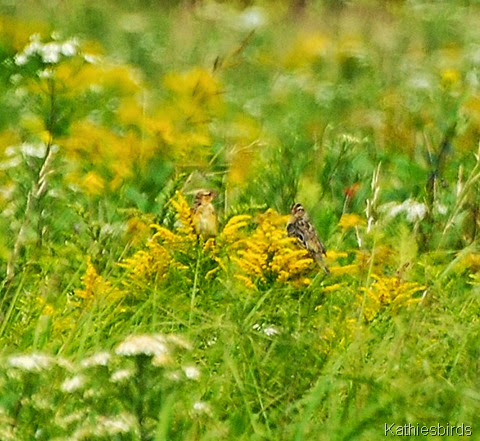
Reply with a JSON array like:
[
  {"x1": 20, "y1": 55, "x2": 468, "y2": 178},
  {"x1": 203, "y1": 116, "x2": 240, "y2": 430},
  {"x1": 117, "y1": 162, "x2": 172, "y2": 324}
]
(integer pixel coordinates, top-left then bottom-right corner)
[
  {"x1": 286, "y1": 220, "x2": 298, "y2": 238},
  {"x1": 287, "y1": 219, "x2": 306, "y2": 244},
  {"x1": 300, "y1": 219, "x2": 327, "y2": 256}
]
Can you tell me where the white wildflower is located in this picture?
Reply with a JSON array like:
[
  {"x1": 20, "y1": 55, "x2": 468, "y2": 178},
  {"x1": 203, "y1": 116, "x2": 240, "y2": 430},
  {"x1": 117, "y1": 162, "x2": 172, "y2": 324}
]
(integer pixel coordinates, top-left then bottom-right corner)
[
  {"x1": 81, "y1": 351, "x2": 111, "y2": 368},
  {"x1": 381, "y1": 199, "x2": 427, "y2": 223},
  {"x1": 381, "y1": 201, "x2": 404, "y2": 218},
  {"x1": 13, "y1": 34, "x2": 40, "y2": 65},
  {"x1": 167, "y1": 371, "x2": 182, "y2": 382},
  {"x1": 36, "y1": 43, "x2": 60, "y2": 64},
  {"x1": 41, "y1": 41, "x2": 73, "y2": 63},
  {"x1": 434, "y1": 203, "x2": 448, "y2": 216},
  {"x1": 152, "y1": 352, "x2": 172, "y2": 367},
  {"x1": 183, "y1": 366, "x2": 200, "y2": 380},
  {"x1": 83, "y1": 54, "x2": 100, "y2": 64},
  {"x1": 61, "y1": 40, "x2": 78, "y2": 57},
  {"x1": 263, "y1": 326, "x2": 279, "y2": 337},
  {"x1": 61, "y1": 375, "x2": 85, "y2": 393},
  {"x1": 111, "y1": 369, "x2": 134, "y2": 383},
  {"x1": 38, "y1": 68, "x2": 54, "y2": 79},
  {"x1": 96, "y1": 413, "x2": 135, "y2": 435},
  {"x1": 207, "y1": 336, "x2": 217, "y2": 346},
  {"x1": 405, "y1": 200, "x2": 427, "y2": 222},
  {"x1": 192, "y1": 401, "x2": 212, "y2": 416},
  {"x1": 5, "y1": 146, "x2": 19, "y2": 157},
  {"x1": 0, "y1": 157, "x2": 21, "y2": 171},
  {"x1": 71, "y1": 413, "x2": 136, "y2": 439},
  {"x1": 253, "y1": 323, "x2": 279, "y2": 336},
  {"x1": 14, "y1": 35, "x2": 78, "y2": 66},
  {"x1": 239, "y1": 7, "x2": 267, "y2": 30},
  {"x1": 55, "y1": 410, "x2": 86, "y2": 429},
  {"x1": 14, "y1": 53, "x2": 28, "y2": 65},
  {"x1": 115, "y1": 334, "x2": 170, "y2": 357},
  {"x1": 21, "y1": 143, "x2": 46, "y2": 158},
  {"x1": 8, "y1": 353, "x2": 52, "y2": 371},
  {"x1": 40, "y1": 42, "x2": 60, "y2": 63},
  {"x1": 34, "y1": 428, "x2": 45, "y2": 439}
]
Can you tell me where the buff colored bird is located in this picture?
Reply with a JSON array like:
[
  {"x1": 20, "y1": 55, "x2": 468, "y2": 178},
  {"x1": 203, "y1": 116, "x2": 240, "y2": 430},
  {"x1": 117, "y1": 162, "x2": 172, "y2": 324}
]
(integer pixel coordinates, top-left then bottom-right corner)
[
  {"x1": 287, "y1": 202, "x2": 330, "y2": 274},
  {"x1": 192, "y1": 189, "x2": 218, "y2": 238}
]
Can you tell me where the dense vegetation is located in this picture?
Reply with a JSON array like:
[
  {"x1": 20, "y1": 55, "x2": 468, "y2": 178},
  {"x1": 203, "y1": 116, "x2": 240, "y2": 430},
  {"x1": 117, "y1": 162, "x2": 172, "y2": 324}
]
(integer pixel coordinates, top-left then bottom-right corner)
[{"x1": 0, "y1": 1, "x2": 479, "y2": 439}]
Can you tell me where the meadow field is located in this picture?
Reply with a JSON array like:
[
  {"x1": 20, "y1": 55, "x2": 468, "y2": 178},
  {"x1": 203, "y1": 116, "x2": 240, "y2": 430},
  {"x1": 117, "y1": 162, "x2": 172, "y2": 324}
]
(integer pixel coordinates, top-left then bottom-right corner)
[{"x1": 1, "y1": 0, "x2": 480, "y2": 439}]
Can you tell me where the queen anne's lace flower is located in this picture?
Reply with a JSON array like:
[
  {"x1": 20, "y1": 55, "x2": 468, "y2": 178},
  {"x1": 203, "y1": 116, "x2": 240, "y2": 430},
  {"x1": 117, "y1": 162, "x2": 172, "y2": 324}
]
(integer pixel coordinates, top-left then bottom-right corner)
[
  {"x1": 8, "y1": 353, "x2": 52, "y2": 371},
  {"x1": 115, "y1": 334, "x2": 170, "y2": 357}
]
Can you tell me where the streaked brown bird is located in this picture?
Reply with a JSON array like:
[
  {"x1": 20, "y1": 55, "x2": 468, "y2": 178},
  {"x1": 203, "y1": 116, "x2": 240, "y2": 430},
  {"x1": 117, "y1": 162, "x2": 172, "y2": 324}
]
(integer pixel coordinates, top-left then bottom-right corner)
[
  {"x1": 287, "y1": 202, "x2": 330, "y2": 274},
  {"x1": 192, "y1": 189, "x2": 218, "y2": 238}
]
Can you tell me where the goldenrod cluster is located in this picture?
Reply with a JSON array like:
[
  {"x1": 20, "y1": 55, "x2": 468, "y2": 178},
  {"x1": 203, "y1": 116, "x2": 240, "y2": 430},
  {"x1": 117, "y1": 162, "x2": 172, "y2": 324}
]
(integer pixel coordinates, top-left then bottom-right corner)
[
  {"x1": 75, "y1": 258, "x2": 122, "y2": 306},
  {"x1": 218, "y1": 214, "x2": 252, "y2": 245},
  {"x1": 63, "y1": 121, "x2": 140, "y2": 195},
  {"x1": 58, "y1": 60, "x2": 150, "y2": 196},
  {"x1": 319, "y1": 317, "x2": 362, "y2": 355},
  {"x1": 284, "y1": 31, "x2": 329, "y2": 69},
  {"x1": 231, "y1": 209, "x2": 314, "y2": 288},
  {"x1": 119, "y1": 193, "x2": 196, "y2": 285},
  {"x1": 119, "y1": 240, "x2": 173, "y2": 286},
  {"x1": 359, "y1": 274, "x2": 424, "y2": 321},
  {"x1": 338, "y1": 213, "x2": 366, "y2": 231},
  {"x1": 117, "y1": 197, "x2": 318, "y2": 290},
  {"x1": 169, "y1": 192, "x2": 197, "y2": 240},
  {"x1": 459, "y1": 252, "x2": 480, "y2": 272},
  {"x1": 148, "y1": 68, "x2": 224, "y2": 166},
  {"x1": 3, "y1": 30, "x2": 225, "y2": 199}
]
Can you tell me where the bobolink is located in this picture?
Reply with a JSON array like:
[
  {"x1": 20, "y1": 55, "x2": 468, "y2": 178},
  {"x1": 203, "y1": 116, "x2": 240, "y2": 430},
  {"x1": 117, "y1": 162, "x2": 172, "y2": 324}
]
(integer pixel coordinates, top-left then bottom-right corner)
[
  {"x1": 192, "y1": 189, "x2": 218, "y2": 238},
  {"x1": 287, "y1": 202, "x2": 330, "y2": 274}
]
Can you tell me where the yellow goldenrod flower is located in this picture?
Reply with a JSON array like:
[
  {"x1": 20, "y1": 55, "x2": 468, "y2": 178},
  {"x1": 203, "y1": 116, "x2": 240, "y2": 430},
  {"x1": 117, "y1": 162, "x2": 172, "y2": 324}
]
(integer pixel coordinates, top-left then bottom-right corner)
[
  {"x1": 120, "y1": 192, "x2": 218, "y2": 285},
  {"x1": 338, "y1": 213, "x2": 366, "y2": 231},
  {"x1": 42, "y1": 304, "x2": 55, "y2": 317},
  {"x1": 231, "y1": 209, "x2": 315, "y2": 288},
  {"x1": 76, "y1": 257, "x2": 123, "y2": 305},
  {"x1": 324, "y1": 250, "x2": 348, "y2": 260},
  {"x1": 329, "y1": 264, "x2": 360, "y2": 276},
  {"x1": 82, "y1": 171, "x2": 105, "y2": 196},
  {"x1": 234, "y1": 274, "x2": 257, "y2": 290},
  {"x1": 322, "y1": 283, "x2": 345, "y2": 293},
  {"x1": 170, "y1": 191, "x2": 197, "y2": 239},
  {"x1": 220, "y1": 215, "x2": 252, "y2": 243},
  {"x1": 359, "y1": 274, "x2": 425, "y2": 321},
  {"x1": 151, "y1": 224, "x2": 183, "y2": 244},
  {"x1": 119, "y1": 242, "x2": 172, "y2": 284},
  {"x1": 285, "y1": 32, "x2": 329, "y2": 68},
  {"x1": 441, "y1": 68, "x2": 460, "y2": 88},
  {"x1": 459, "y1": 252, "x2": 480, "y2": 272}
]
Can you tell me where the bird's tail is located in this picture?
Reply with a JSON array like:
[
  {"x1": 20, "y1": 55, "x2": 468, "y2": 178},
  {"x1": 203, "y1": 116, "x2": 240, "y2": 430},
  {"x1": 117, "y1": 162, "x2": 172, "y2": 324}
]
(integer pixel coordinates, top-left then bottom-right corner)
[{"x1": 313, "y1": 253, "x2": 330, "y2": 275}]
